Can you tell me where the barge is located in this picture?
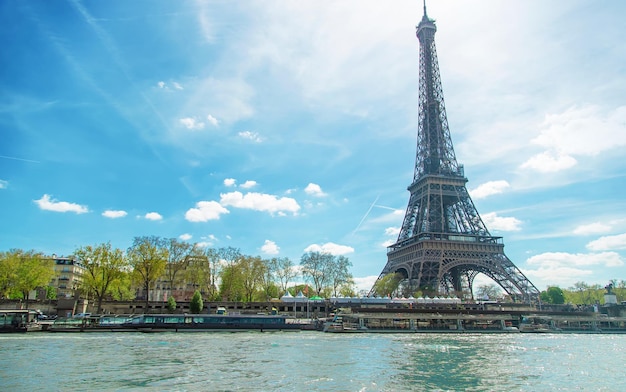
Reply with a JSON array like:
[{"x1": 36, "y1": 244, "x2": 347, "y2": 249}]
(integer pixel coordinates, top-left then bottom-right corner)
[
  {"x1": 124, "y1": 313, "x2": 302, "y2": 332},
  {"x1": 323, "y1": 311, "x2": 519, "y2": 333},
  {"x1": 48, "y1": 315, "x2": 134, "y2": 332}
]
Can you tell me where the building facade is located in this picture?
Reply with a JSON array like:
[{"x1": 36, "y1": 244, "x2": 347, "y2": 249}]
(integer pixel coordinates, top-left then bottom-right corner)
[{"x1": 48, "y1": 255, "x2": 85, "y2": 299}]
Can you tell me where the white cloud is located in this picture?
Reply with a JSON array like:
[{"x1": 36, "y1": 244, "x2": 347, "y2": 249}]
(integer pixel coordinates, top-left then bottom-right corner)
[
  {"x1": 179, "y1": 233, "x2": 192, "y2": 241},
  {"x1": 174, "y1": 77, "x2": 254, "y2": 127},
  {"x1": 381, "y1": 239, "x2": 395, "y2": 248},
  {"x1": 240, "y1": 1, "x2": 420, "y2": 119},
  {"x1": 240, "y1": 180, "x2": 257, "y2": 189},
  {"x1": 238, "y1": 131, "x2": 262, "y2": 142},
  {"x1": 520, "y1": 105, "x2": 626, "y2": 173},
  {"x1": 524, "y1": 265, "x2": 594, "y2": 288},
  {"x1": 179, "y1": 117, "x2": 205, "y2": 130},
  {"x1": 520, "y1": 151, "x2": 577, "y2": 173},
  {"x1": 145, "y1": 212, "x2": 163, "y2": 221},
  {"x1": 102, "y1": 210, "x2": 127, "y2": 219},
  {"x1": 261, "y1": 239, "x2": 280, "y2": 255},
  {"x1": 586, "y1": 233, "x2": 626, "y2": 251},
  {"x1": 223, "y1": 178, "x2": 236, "y2": 187},
  {"x1": 304, "y1": 242, "x2": 354, "y2": 255},
  {"x1": 369, "y1": 208, "x2": 405, "y2": 225},
  {"x1": 353, "y1": 275, "x2": 378, "y2": 294},
  {"x1": 185, "y1": 201, "x2": 230, "y2": 222},
  {"x1": 34, "y1": 194, "x2": 88, "y2": 214},
  {"x1": 469, "y1": 180, "x2": 510, "y2": 199},
  {"x1": 157, "y1": 81, "x2": 183, "y2": 90},
  {"x1": 0, "y1": 179, "x2": 7, "y2": 189},
  {"x1": 524, "y1": 251, "x2": 624, "y2": 288},
  {"x1": 207, "y1": 114, "x2": 219, "y2": 127},
  {"x1": 220, "y1": 191, "x2": 300, "y2": 215},
  {"x1": 533, "y1": 105, "x2": 626, "y2": 157},
  {"x1": 384, "y1": 227, "x2": 400, "y2": 236},
  {"x1": 573, "y1": 223, "x2": 612, "y2": 236},
  {"x1": 304, "y1": 183, "x2": 327, "y2": 197},
  {"x1": 195, "y1": 234, "x2": 218, "y2": 248},
  {"x1": 527, "y1": 251, "x2": 624, "y2": 268},
  {"x1": 481, "y1": 212, "x2": 522, "y2": 231}
]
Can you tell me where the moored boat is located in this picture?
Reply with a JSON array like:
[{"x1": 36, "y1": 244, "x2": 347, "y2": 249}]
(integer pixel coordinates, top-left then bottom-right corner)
[
  {"x1": 519, "y1": 314, "x2": 626, "y2": 334},
  {"x1": 124, "y1": 313, "x2": 302, "y2": 332},
  {"x1": 48, "y1": 315, "x2": 134, "y2": 332},
  {"x1": 323, "y1": 312, "x2": 520, "y2": 333},
  {"x1": 0, "y1": 310, "x2": 42, "y2": 333}
]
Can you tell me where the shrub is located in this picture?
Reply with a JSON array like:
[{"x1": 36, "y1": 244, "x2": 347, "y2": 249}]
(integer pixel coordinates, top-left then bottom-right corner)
[{"x1": 190, "y1": 290, "x2": 203, "y2": 314}]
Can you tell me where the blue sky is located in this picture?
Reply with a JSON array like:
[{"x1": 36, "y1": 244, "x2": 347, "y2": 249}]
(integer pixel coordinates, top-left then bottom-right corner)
[{"x1": 2, "y1": 0, "x2": 626, "y2": 293}]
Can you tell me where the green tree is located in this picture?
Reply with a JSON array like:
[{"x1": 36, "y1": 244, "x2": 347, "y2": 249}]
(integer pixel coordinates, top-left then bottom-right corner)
[
  {"x1": 565, "y1": 281, "x2": 605, "y2": 305},
  {"x1": 0, "y1": 250, "x2": 19, "y2": 298},
  {"x1": 10, "y1": 250, "x2": 55, "y2": 307},
  {"x1": 615, "y1": 280, "x2": 626, "y2": 303},
  {"x1": 167, "y1": 295, "x2": 177, "y2": 313},
  {"x1": 109, "y1": 270, "x2": 135, "y2": 301},
  {"x1": 217, "y1": 247, "x2": 242, "y2": 299},
  {"x1": 219, "y1": 264, "x2": 245, "y2": 302},
  {"x1": 127, "y1": 236, "x2": 168, "y2": 312},
  {"x1": 190, "y1": 290, "x2": 203, "y2": 314},
  {"x1": 541, "y1": 286, "x2": 565, "y2": 304},
  {"x1": 45, "y1": 285, "x2": 57, "y2": 300},
  {"x1": 371, "y1": 273, "x2": 402, "y2": 297},
  {"x1": 74, "y1": 242, "x2": 127, "y2": 314},
  {"x1": 239, "y1": 255, "x2": 266, "y2": 302}
]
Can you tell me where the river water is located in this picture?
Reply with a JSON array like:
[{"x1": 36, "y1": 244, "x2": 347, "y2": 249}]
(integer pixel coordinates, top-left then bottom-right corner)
[{"x1": 1, "y1": 332, "x2": 624, "y2": 391}]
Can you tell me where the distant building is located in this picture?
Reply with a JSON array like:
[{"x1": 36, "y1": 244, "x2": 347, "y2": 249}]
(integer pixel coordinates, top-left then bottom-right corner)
[{"x1": 47, "y1": 255, "x2": 85, "y2": 299}]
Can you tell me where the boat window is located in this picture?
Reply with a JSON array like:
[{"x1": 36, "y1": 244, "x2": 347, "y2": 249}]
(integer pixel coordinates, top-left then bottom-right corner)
[{"x1": 164, "y1": 317, "x2": 181, "y2": 324}]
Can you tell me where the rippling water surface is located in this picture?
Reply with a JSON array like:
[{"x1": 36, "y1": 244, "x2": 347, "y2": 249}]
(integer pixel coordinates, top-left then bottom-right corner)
[{"x1": 1, "y1": 332, "x2": 624, "y2": 391}]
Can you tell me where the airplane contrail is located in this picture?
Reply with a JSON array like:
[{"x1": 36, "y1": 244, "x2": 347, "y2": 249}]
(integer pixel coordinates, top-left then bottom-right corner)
[
  {"x1": 0, "y1": 155, "x2": 40, "y2": 163},
  {"x1": 353, "y1": 195, "x2": 380, "y2": 233}
]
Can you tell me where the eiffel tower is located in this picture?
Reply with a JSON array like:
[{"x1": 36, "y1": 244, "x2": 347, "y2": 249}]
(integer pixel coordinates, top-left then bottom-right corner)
[{"x1": 371, "y1": 3, "x2": 539, "y2": 302}]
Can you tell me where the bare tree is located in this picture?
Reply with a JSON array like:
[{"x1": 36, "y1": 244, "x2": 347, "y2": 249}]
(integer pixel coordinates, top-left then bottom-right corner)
[
  {"x1": 163, "y1": 238, "x2": 193, "y2": 298},
  {"x1": 300, "y1": 251, "x2": 334, "y2": 296},
  {"x1": 273, "y1": 257, "x2": 297, "y2": 294},
  {"x1": 329, "y1": 255, "x2": 353, "y2": 297},
  {"x1": 204, "y1": 247, "x2": 221, "y2": 300},
  {"x1": 475, "y1": 284, "x2": 502, "y2": 300}
]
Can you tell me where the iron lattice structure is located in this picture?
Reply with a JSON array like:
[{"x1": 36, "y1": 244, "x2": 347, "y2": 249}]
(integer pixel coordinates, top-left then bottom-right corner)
[{"x1": 371, "y1": 5, "x2": 539, "y2": 302}]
